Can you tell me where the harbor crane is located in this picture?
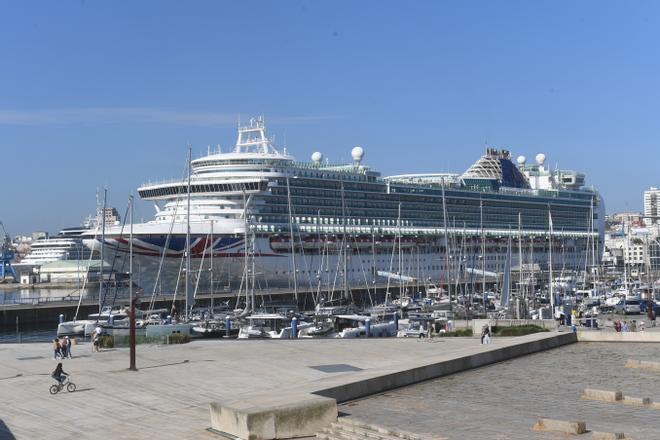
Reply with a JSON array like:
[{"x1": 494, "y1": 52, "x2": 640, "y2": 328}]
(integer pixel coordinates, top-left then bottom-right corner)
[{"x1": 0, "y1": 220, "x2": 17, "y2": 281}]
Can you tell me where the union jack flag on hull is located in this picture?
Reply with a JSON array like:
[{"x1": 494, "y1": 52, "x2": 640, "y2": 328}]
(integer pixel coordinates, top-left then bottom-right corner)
[{"x1": 96, "y1": 235, "x2": 245, "y2": 258}]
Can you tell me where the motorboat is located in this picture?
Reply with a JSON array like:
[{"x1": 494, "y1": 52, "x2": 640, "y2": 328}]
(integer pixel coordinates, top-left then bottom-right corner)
[
  {"x1": 191, "y1": 320, "x2": 225, "y2": 338},
  {"x1": 333, "y1": 315, "x2": 397, "y2": 338},
  {"x1": 88, "y1": 305, "x2": 129, "y2": 322},
  {"x1": 237, "y1": 313, "x2": 313, "y2": 339},
  {"x1": 57, "y1": 319, "x2": 97, "y2": 337},
  {"x1": 397, "y1": 315, "x2": 433, "y2": 338}
]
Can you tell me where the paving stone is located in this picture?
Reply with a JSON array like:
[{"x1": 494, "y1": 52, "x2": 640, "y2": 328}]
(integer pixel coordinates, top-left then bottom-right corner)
[{"x1": 339, "y1": 342, "x2": 660, "y2": 440}]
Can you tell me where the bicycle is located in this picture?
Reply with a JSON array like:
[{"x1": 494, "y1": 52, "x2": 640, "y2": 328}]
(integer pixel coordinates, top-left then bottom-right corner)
[{"x1": 49, "y1": 375, "x2": 76, "y2": 395}]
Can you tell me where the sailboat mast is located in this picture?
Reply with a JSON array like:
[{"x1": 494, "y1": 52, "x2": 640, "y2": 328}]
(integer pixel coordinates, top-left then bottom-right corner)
[
  {"x1": 286, "y1": 177, "x2": 298, "y2": 303},
  {"x1": 129, "y1": 194, "x2": 133, "y2": 307},
  {"x1": 250, "y1": 219, "x2": 256, "y2": 312},
  {"x1": 623, "y1": 215, "x2": 629, "y2": 289},
  {"x1": 341, "y1": 181, "x2": 349, "y2": 300},
  {"x1": 398, "y1": 202, "x2": 402, "y2": 299},
  {"x1": 372, "y1": 228, "x2": 376, "y2": 291},
  {"x1": 501, "y1": 231, "x2": 512, "y2": 314},
  {"x1": 518, "y1": 212, "x2": 523, "y2": 318},
  {"x1": 480, "y1": 198, "x2": 486, "y2": 313},
  {"x1": 210, "y1": 220, "x2": 214, "y2": 312},
  {"x1": 316, "y1": 209, "x2": 322, "y2": 305},
  {"x1": 548, "y1": 209, "x2": 555, "y2": 316},
  {"x1": 99, "y1": 188, "x2": 107, "y2": 313},
  {"x1": 530, "y1": 235, "x2": 535, "y2": 310},
  {"x1": 243, "y1": 191, "x2": 250, "y2": 313},
  {"x1": 441, "y1": 179, "x2": 451, "y2": 312},
  {"x1": 185, "y1": 145, "x2": 192, "y2": 321},
  {"x1": 590, "y1": 196, "x2": 596, "y2": 282}
]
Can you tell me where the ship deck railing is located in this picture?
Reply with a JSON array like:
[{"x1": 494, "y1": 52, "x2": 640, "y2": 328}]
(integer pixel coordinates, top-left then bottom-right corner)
[{"x1": 254, "y1": 223, "x2": 599, "y2": 238}]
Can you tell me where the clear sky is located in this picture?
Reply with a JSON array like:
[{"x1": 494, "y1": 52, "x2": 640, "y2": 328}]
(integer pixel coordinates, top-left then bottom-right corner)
[{"x1": 1, "y1": 1, "x2": 659, "y2": 235}]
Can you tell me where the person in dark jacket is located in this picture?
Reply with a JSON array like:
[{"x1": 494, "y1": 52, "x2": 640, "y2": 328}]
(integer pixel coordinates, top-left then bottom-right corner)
[{"x1": 51, "y1": 363, "x2": 67, "y2": 385}]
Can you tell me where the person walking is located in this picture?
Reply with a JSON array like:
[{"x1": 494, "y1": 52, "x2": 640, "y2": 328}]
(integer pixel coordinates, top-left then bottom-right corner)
[
  {"x1": 61, "y1": 337, "x2": 68, "y2": 359},
  {"x1": 92, "y1": 325, "x2": 104, "y2": 352},
  {"x1": 481, "y1": 324, "x2": 491, "y2": 345},
  {"x1": 52, "y1": 338, "x2": 62, "y2": 360},
  {"x1": 64, "y1": 336, "x2": 72, "y2": 358},
  {"x1": 91, "y1": 331, "x2": 99, "y2": 352}
]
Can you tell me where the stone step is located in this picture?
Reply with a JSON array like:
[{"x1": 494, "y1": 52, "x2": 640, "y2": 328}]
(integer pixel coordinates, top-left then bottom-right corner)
[
  {"x1": 332, "y1": 417, "x2": 447, "y2": 440},
  {"x1": 318, "y1": 426, "x2": 369, "y2": 440},
  {"x1": 332, "y1": 423, "x2": 416, "y2": 440}
]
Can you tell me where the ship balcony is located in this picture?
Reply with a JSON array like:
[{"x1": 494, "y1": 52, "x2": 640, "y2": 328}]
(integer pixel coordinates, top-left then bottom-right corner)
[{"x1": 138, "y1": 180, "x2": 268, "y2": 200}]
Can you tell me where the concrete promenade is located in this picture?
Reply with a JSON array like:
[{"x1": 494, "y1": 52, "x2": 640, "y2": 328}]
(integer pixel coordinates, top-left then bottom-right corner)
[{"x1": 0, "y1": 333, "x2": 569, "y2": 439}]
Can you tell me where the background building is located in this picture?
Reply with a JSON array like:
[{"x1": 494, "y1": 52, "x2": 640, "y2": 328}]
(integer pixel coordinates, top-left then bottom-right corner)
[{"x1": 644, "y1": 187, "x2": 660, "y2": 225}]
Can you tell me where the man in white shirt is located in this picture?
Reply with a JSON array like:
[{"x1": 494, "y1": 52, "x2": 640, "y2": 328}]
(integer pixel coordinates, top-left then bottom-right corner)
[{"x1": 92, "y1": 326, "x2": 103, "y2": 352}]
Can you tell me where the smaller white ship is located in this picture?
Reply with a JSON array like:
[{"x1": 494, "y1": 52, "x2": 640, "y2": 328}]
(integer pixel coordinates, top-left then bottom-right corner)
[{"x1": 13, "y1": 212, "x2": 118, "y2": 275}]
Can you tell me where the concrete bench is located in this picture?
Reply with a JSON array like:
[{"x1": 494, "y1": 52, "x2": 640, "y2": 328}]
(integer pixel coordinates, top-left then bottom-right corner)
[
  {"x1": 622, "y1": 396, "x2": 652, "y2": 407},
  {"x1": 591, "y1": 432, "x2": 626, "y2": 440},
  {"x1": 625, "y1": 359, "x2": 660, "y2": 372},
  {"x1": 581, "y1": 389, "x2": 622, "y2": 402},
  {"x1": 209, "y1": 392, "x2": 337, "y2": 440},
  {"x1": 533, "y1": 418, "x2": 587, "y2": 435}
]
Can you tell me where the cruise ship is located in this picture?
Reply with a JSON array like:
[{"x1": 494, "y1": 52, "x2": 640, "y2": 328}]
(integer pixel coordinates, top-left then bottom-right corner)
[
  {"x1": 14, "y1": 211, "x2": 119, "y2": 275},
  {"x1": 83, "y1": 117, "x2": 604, "y2": 299}
]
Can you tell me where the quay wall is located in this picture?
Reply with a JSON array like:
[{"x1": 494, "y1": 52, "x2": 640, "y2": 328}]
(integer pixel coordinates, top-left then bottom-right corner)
[
  {"x1": 0, "y1": 284, "x2": 395, "y2": 329},
  {"x1": 577, "y1": 331, "x2": 660, "y2": 343},
  {"x1": 471, "y1": 318, "x2": 557, "y2": 335},
  {"x1": 315, "y1": 332, "x2": 577, "y2": 403},
  {"x1": 1, "y1": 304, "x2": 98, "y2": 331}
]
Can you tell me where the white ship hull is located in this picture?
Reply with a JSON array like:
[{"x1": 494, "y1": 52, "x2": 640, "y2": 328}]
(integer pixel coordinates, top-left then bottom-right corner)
[{"x1": 84, "y1": 232, "x2": 580, "y2": 299}]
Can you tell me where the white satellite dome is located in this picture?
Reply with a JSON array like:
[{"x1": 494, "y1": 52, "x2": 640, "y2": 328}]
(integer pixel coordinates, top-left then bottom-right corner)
[
  {"x1": 351, "y1": 146, "x2": 364, "y2": 163},
  {"x1": 517, "y1": 155, "x2": 526, "y2": 165},
  {"x1": 311, "y1": 151, "x2": 323, "y2": 164},
  {"x1": 535, "y1": 153, "x2": 546, "y2": 165}
]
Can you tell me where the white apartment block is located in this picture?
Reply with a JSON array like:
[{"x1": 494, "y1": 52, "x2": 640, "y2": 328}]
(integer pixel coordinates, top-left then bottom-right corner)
[
  {"x1": 604, "y1": 235, "x2": 647, "y2": 267},
  {"x1": 644, "y1": 187, "x2": 660, "y2": 225}
]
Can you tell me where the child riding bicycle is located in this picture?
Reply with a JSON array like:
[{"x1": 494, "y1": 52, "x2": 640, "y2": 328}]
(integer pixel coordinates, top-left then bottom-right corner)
[{"x1": 51, "y1": 363, "x2": 68, "y2": 385}]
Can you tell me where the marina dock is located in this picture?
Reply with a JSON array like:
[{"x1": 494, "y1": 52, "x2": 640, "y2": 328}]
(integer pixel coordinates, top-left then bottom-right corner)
[{"x1": 0, "y1": 282, "x2": 414, "y2": 329}]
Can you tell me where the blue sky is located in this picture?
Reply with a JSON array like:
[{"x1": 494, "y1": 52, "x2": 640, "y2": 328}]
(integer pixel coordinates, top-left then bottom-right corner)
[{"x1": 1, "y1": 1, "x2": 659, "y2": 234}]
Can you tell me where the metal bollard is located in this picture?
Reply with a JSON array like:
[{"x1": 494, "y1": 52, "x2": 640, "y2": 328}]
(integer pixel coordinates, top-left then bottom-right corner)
[
  {"x1": 59, "y1": 314, "x2": 64, "y2": 325},
  {"x1": 291, "y1": 317, "x2": 298, "y2": 339},
  {"x1": 109, "y1": 314, "x2": 114, "y2": 326},
  {"x1": 365, "y1": 318, "x2": 371, "y2": 338},
  {"x1": 394, "y1": 312, "x2": 399, "y2": 330},
  {"x1": 225, "y1": 317, "x2": 231, "y2": 338}
]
